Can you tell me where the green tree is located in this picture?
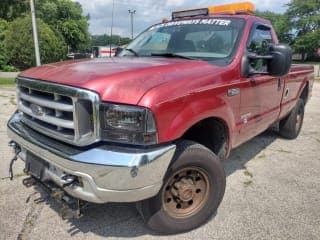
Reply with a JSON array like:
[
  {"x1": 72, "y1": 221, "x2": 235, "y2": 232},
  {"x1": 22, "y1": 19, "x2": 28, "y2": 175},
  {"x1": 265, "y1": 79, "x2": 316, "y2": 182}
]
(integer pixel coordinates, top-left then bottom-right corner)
[
  {"x1": 0, "y1": 0, "x2": 91, "y2": 52},
  {"x1": 0, "y1": 18, "x2": 16, "y2": 71},
  {"x1": 36, "y1": 0, "x2": 91, "y2": 51},
  {"x1": 4, "y1": 16, "x2": 67, "y2": 70},
  {"x1": 91, "y1": 34, "x2": 131, "y2": 47},
  {"x1": 0, "y1": 19, "x2": 8, "y2": 69},
  {"x1": 292, "y1": 29, "x2": 320, "y2": 60},
  {"x1": 255, "y1": 11, "x2": 293, "y2": 44},
  {"x1": 0, "y1": 0, "x2": 28, "y2": 21},
  {"x1": 286, "y1": 0, "x2": 320, "y2": 60}
]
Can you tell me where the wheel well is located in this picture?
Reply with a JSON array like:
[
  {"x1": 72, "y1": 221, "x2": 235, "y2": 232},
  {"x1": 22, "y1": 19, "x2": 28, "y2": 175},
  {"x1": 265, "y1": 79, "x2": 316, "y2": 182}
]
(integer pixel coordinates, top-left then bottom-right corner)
[
  {"x1": 300, "y1": 82, "x2": 309, "y2": 104},
  {"x1": 182, "y1": 118, "x2": 229, "y2": 159}
]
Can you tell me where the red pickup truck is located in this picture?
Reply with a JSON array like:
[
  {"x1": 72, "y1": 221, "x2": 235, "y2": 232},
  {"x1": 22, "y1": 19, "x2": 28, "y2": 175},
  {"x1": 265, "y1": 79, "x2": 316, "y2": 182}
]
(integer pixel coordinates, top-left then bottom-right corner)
[{"x1": 7, "y1": 2, "x2": 314, "y2": 234}]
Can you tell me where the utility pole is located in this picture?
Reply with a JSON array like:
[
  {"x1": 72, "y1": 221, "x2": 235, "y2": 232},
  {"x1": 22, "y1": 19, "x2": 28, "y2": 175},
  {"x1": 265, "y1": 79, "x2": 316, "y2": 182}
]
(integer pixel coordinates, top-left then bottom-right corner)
[
  {"x1": 30, "y1": 0, "x2": 41, "y2": 66},
  {"x1": 128, "y1": 10, "x2": 136, "y2": 39},
  {"x1": 110, "y1": 0, "x2": 115, "y2": 57}
]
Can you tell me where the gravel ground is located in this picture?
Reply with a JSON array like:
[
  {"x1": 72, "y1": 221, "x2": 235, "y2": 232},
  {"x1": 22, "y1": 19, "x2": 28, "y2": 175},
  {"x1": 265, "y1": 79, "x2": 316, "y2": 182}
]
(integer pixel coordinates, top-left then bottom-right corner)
[{"x1": 0, "y1": 83, "x2": 319, "y2": 240}]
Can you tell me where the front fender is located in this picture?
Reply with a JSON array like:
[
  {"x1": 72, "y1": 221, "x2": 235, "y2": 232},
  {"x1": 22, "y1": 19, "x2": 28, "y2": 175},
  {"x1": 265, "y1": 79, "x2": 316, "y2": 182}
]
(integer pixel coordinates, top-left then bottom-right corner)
[{"x1": 151, "y1": 88, "x2": 239, "y2": 147}]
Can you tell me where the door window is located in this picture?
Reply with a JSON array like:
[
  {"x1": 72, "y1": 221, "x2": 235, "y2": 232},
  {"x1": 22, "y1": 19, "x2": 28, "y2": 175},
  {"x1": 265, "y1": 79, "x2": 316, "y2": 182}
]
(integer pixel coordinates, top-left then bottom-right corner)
[{"x1": 247, "y1": 25, "x2": 273, "y2": 72}]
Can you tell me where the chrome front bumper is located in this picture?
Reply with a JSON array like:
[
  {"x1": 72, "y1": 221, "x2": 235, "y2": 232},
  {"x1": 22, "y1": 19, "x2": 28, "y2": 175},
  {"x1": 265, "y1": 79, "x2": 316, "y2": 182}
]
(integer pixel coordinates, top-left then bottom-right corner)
[{"x1": 7, "y1": 112, "x2": 176, "y2": 203}]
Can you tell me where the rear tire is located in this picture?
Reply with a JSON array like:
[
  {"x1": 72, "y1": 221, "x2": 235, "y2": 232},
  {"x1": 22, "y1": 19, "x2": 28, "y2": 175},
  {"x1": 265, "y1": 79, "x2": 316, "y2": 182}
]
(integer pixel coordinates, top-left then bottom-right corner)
[
  {"x1": 279, "y1": 99, "x2": 304, "y2": 139},
  {"x1": 136, "y1": 140, "x2": 226, "y2": 234}
]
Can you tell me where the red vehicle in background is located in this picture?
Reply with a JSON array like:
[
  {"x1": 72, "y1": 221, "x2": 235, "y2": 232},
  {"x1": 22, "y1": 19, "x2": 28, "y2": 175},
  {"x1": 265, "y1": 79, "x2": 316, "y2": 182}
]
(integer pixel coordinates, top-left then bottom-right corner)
[{"x1": 7, "y1": 2, "x2": 314, "y2": 234}]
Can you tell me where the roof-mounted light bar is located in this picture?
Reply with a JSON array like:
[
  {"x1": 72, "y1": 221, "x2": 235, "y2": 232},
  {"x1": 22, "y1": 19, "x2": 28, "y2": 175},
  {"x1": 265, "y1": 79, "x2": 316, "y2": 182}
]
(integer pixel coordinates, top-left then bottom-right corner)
[
  {"x1": 208, "y1": 2, "x2": 255, "y2": 15},
  {"x1": 172, "y1": 8, "x2": 209, "y2": 20},
  {"x1": 172, "y1": 2, "x2": 255, "y2": 20}
]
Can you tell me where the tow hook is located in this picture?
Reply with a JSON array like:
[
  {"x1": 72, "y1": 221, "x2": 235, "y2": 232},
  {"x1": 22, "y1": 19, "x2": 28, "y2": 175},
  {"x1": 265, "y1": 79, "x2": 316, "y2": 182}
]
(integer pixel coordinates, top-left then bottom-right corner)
[
  {"x1": 61, "y1": 174, "x2": 77, "y2": 188},
  {"x1": 22, "y1": 177, "x2": 37, "y2": 188},
  {"x1": 8, "y1": 141, "x2": 21, "y2": 180}
]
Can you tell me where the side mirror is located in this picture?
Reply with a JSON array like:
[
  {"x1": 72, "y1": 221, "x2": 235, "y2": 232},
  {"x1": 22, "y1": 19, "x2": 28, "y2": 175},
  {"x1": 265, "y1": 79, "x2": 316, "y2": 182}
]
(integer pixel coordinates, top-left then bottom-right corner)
[
  {"x1": 267, "y1": 44, "x2": 292, "y2": 77},
  {"x1": 115, "y1": 47, "x2": 124, "y2": 56},
  {"x1": 241, "y1": 44, "x2": 292, "y2": 77}
]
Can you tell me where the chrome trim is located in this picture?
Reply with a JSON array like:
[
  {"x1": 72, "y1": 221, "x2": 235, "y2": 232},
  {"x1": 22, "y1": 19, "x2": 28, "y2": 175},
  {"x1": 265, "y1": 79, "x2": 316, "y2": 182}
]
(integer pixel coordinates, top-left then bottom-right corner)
[
  {"x1": 72, "y1": 96, "x2": 81, "y2": 141},
  {"x1": 19, "y1": 103, "x2": 75, "y2": 129},
  {"x1": 19, "y1": 91, "x2": 73, "y2": 112},
  {"x1": 7, "y1": 113, "x2": 176, "y2": 203},
  {"x1": 227, "y1": 88, "x2": 240, "y2": 97},
  {"x1": 21, "y1": 116, "x2": 75, "y2": 141},
  {"x1": 16, "y1": 77, "x2": 101, "y2": 146},
  {"x1": 72, "y1": 147, "x2": 172, "y2": 167}
]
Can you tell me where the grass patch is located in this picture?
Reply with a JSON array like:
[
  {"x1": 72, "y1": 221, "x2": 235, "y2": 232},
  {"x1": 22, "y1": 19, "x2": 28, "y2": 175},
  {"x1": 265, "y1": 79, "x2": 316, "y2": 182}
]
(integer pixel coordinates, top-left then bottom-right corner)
[
  {"x1": 244, "y1": 169, "x2": 253, "y2": 178},
  {"x1": 0, "y1": 77, "x2": 15, "y2": 86},
  {"x1": 258, "y1": 153, "x2": 266, "y2": 159},
  {"x1": 243, "y1": 180, "x2": 253, "y2": 187}
]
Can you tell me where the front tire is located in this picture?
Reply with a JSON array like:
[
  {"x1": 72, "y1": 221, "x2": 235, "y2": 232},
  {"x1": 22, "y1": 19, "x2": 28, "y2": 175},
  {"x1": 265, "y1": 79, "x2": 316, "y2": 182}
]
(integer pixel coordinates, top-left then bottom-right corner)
[
  {"x1": 279, "y1": 99, "x2": 305, "y2": 139},
  {"x1": 137, "y1": 140, "x2": 226, "y2": 234}
]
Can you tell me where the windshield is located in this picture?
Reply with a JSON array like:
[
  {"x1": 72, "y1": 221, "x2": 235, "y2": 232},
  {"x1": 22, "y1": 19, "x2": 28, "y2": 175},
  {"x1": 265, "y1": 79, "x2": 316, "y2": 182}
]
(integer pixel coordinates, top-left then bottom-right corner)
[{"x1": 120, "y1": 18, "x2": 245, "y2": 63}]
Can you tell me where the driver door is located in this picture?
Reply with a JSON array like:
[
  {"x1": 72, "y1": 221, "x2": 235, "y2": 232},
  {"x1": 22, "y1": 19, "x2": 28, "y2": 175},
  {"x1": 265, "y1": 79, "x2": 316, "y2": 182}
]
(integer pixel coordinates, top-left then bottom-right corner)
[{"x1": 239, "y1": 24, "x2": 284, "y2": 143}]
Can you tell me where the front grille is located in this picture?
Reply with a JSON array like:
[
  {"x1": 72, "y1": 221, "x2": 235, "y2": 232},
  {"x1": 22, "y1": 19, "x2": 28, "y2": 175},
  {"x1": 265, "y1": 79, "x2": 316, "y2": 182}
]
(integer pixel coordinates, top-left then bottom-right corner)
[{"x1": 16, "y1": 77, "x2": 100, "y2": 146}]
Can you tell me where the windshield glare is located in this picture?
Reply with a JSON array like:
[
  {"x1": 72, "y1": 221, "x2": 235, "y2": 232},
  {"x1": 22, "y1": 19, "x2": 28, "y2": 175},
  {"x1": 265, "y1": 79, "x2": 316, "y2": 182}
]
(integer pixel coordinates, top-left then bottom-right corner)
[{"x1": 120, "y1": 18, "x2": 245, "y2": 62}]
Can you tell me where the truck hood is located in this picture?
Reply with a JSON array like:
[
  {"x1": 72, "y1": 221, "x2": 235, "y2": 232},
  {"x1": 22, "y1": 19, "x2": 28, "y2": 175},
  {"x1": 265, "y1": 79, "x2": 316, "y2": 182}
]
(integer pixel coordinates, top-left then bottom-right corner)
[{"x1": 20, "y1": 57, "x2": 219, "y2": 104}]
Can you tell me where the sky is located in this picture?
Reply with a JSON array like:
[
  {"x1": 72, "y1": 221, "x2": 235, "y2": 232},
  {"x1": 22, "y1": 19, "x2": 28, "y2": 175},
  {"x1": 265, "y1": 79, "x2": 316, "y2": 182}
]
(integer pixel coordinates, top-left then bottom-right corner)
[{"x1": 73, "y1": 0, "x2": 291, "y2": 37}]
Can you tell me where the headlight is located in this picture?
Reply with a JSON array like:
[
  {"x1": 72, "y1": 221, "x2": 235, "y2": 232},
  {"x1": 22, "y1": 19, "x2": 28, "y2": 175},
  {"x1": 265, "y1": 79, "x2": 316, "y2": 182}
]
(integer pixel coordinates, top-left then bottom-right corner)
[{"x1": 100, "y1": 103, "x2": 158, "y2": 145}]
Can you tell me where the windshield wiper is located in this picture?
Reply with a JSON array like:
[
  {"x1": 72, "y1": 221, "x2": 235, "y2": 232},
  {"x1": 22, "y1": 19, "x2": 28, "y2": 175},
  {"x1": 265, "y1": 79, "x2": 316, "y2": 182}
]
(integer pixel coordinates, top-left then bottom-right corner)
[
  {"x1": 151, "y1": 52, "x2": 196, "y2": 60},
  {"x1": 124, "y1": 48, "x2": 139, "y2": 57}
]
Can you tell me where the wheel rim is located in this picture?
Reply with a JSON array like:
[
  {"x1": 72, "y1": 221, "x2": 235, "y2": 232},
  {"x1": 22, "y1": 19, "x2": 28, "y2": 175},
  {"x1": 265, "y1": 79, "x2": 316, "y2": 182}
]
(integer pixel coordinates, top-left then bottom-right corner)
[{"x1": 162, "y1": 167, "x2": 210, "y2": 219}]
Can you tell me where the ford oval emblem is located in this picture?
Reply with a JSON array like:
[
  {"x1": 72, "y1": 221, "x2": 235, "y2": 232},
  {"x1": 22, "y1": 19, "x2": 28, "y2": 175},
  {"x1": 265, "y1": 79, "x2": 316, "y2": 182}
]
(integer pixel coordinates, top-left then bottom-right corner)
[{"x1": 30, "y1": 104, "x2": 44, "y2": 116}]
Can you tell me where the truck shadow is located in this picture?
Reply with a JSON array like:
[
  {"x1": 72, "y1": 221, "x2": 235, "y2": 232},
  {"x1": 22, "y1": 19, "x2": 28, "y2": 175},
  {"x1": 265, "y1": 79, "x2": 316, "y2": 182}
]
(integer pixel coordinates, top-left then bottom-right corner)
[
  {"x1": 224, "y1": 129, "x2": 278, "y2": 176},
  {"x1": 34, "y1": 129, "x2": 278, "y2": 237}
]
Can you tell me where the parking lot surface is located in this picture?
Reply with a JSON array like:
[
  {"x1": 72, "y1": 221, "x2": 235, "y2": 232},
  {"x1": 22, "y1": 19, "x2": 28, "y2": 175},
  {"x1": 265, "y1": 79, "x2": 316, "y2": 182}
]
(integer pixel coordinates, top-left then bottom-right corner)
[{"x1": 0, "y1": 83, "x2": 319, "y2": 240}]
